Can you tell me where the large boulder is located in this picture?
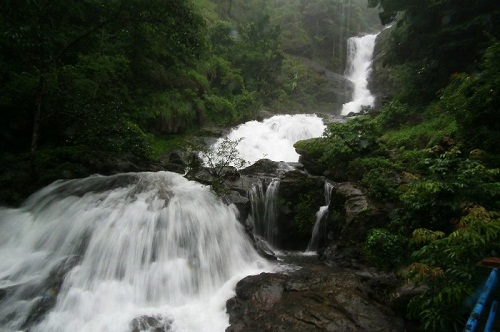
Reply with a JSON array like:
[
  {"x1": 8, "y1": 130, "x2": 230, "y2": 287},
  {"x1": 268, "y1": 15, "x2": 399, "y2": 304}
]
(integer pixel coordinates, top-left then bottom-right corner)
[
  {"x1": 226, "y1": 264, "x2": 405, "y2": 332},
  {"x1": 320, "y1": 182, "x2": 392, "y2": 267},
  {"x1": 330, "y1": 182, "x2": 390, "y2": 244}
]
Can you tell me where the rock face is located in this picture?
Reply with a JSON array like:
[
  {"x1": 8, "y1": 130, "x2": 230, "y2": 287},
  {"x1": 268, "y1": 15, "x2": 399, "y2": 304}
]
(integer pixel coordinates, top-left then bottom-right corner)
[
  {"x1": 330, "y1": 182, "x2": 390, "y2": 244},
  {"x1": 320, "y1": 182, "x2": 391, "y2": 267},
  {"x1": 226, "y1": 161, "x2": 328, "y2": 251},
  {"x1": 368, "y1": 27, "x2": 400, "y2": 109},
  {"x1": 226, "y1": 263, "x2": 404, "y2": 332},
  {"x1": 275, "y1": 170, "x2": 326, "y2": 250}
]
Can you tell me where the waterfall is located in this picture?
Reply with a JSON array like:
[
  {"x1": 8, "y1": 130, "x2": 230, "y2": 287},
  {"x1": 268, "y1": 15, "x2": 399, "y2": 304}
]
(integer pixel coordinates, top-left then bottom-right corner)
[
  {"x1": 213, "y1": 114, "x2": 325, "y2": 167},
  {"x1": 306, "y1": 181, "x2": 334, "y2": 252},
  {"x1": 0, "y1": 172, "x2": 268, "y2": 332},
  {"x1": 341, "y1": 32, "x2": 379, "y2": 116},
  {"x1": 249, "y1": 178, "x2": 280, "y2": 247}
]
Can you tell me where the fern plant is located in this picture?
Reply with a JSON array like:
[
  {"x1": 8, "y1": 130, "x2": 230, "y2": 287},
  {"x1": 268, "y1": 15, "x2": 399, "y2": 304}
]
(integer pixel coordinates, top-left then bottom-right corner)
[{"x1": 404, "y1": 206, "x2": 500, "y2": 331}]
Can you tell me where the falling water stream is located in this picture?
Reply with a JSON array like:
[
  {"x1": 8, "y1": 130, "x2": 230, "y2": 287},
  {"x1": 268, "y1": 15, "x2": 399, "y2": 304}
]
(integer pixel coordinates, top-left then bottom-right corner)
[
  {"x1": 0, "y1": 172, "x2": 269, "y2": 332},
  {"x1": 341, "y1": 32, "x2": 379, "y2": 115},
  {"x1": 249, "y1": 179, "x2": 280, "y2": 246},
  {"x1": 0, "y1": 28, "x2": 380, "y2": 332},
  {"x1": 306, "y1": 181, "x2": 334, "y2": 253}
]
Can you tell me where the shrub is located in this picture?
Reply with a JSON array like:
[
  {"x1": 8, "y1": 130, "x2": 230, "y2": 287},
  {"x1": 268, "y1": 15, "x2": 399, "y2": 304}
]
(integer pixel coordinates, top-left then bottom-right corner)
[{"x1": 365, "y1": 228, "x2": 408, "y2": 269}]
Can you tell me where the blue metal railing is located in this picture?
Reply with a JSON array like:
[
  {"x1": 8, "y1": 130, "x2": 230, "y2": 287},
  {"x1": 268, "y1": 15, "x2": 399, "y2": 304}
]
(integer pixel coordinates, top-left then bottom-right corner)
[{"x1": 464, "y1": 268, "x2": 498, "y2": 332}]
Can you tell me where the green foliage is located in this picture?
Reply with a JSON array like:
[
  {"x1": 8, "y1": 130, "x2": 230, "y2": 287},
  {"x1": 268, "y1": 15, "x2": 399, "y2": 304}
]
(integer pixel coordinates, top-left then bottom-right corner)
[
  {"x1": 371, "y1": 0, "x2": 500, "y2": 104},
  {"x1": 404, "y1": 206, "x2": 500, "y2": 331},
  {"x1": 438, "y1": 41, "x2": 500, "y2": 154},
  {"x1": 410, "y1": 228, "x2": 445, "y2": 246},
  {"x1": 323, "y1": 116, "x2": 379, "y2": 158},
  {"x1": 394, "y1": 146, "x2": 500, "y2": 233},
  {"x1": 294, "y1": 193, "x2": 317, "y2": 235},
  {"x1": 375, "y1": 100, "x2": 414, "y2": 129},
  {"x1": 196, "y1": 137, "x2": 245, "y2": 196},
  {"x1": 270, "y1": 0, "x2": 380, "y2": 71},
  {"x1": 380, "y1": 113, "x2": 457, "y2": 150},
  {"x1": 348, "y1": 157, "x2": 401, "y2": 201},
  {"x1": 0, "y1": 0, "x2": 207, "y2": 156},
  {"x1": 365, "y1": 228, "x2": 408, "y2": 269}
]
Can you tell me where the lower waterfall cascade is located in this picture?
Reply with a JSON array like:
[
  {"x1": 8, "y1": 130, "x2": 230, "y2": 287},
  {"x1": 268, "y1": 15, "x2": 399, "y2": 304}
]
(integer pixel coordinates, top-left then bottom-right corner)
[
  {"x1": 0, "y1": 172, "x2": 269, "y2": 332},
  {"x1": 249, "y1": 178, "x2": 281, "y2": 247}
]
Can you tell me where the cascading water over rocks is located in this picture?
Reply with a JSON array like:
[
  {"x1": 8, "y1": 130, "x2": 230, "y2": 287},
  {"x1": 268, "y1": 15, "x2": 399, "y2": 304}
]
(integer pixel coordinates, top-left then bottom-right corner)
[{"x1": 0, "y1": 172, "x2": 268, "y2": 332}]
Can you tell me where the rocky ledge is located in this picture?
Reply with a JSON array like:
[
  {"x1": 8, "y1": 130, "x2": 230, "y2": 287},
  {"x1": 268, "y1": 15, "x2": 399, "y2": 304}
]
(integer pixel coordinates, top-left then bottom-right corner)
[{"x1": 226, "y1": 259, "x2": 405, "y2": 332}]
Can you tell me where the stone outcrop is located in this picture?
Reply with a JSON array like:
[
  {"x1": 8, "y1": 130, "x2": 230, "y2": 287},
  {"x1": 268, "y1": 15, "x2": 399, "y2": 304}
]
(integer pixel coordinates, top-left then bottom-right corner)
[
  {"x1": 226, "y1": 263, "x2": 405, "y2": 332},
  {"x1": 320, "y1": 182, "x2": 392, "y2": 267},
  {"x1": 275, "y1": 170, "x2": 325, "y2": 250}
]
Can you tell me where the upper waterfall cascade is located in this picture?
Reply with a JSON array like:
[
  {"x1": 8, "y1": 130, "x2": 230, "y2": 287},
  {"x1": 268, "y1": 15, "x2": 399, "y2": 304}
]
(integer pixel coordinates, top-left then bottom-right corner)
[
  {"x1": 0, "y1": 172, "x2": 268, "y2": 332},
  {"x1": 211, "y1": 114, "x2": 326, "y2": 167},
  {"x1": 341, "y1": 32, "x2": 379, "y2": 115}
]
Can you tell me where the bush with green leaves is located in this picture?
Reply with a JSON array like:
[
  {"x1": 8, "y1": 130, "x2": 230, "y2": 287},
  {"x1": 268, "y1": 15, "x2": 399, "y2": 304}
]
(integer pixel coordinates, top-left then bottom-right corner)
[
  {"x1": 348, "y1": 157, "x2": 402, "y2": 202},
  {"x1": 320, "y1": 116, "x2": 380, "y2": 165},
  {"x1": 394, "y1": 146, "x2": 500, "y2": 234},
  {"x1": 364, "y1": 228, "x2": 408, "y2": 269},
  {"x1": 294, "y1": 193, "x2": 317, "y2": 236},
  {"x1": 404, "y1": 206, "x2": 500, "y2": 331},
  {"x1": 375, "y1": 100, "x2": 414, "y2": 129},
  {"x1": 438, "y1": 41, "x2": 500, "y2": 155},
  {"x1": 192, "y1": 137, "x2": 245, "y2": 196},
  {"x1": 295, "y1": 116, "x2": 381, "y2": 173}
]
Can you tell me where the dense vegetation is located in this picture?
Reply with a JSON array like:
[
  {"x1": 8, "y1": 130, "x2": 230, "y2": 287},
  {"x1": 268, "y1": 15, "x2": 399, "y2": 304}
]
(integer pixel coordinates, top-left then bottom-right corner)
[
  {"x1": 0, "y1": 0, "x2": 378, "y2": 204},
  {"x1": 2, "y1": 0, "x2": 497, "y2": 329},
  {"x1": 295, "y1": 0, "x2": 500, "y2": 330}
]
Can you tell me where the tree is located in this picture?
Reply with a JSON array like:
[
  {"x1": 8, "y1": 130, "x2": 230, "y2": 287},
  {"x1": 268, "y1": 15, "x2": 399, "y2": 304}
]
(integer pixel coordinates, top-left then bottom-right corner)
[
  {"x1": 368, "y1": 0, "x2": 500, "y2": 104},
  {"x1": 0, "y1": 0, "x2": 207, "y2": 157}
]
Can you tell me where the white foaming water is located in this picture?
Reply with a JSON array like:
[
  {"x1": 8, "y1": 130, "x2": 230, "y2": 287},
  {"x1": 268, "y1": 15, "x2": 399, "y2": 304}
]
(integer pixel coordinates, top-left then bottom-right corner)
[
  {"x1": 218, "y1": 114, "x2": 325, "y2": 166},
  {"x1": 0, "y1": 172, "x2": 269, "y2": 332},
  {"x1": 249, "y1": 178, "x2": 280, "y2": 246},
  {"x1": 341, "y1": 33, "x2": 379, "y2": 116},
  {"x1": 306, "y1": 181, "x2": 334, "y2": 253}
]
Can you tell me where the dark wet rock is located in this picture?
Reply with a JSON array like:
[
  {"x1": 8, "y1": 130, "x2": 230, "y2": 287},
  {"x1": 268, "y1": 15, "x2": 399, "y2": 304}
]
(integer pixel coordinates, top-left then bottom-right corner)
[
  {"x1": 253, "y1": 237, "x2": 277, "y2": 260},
  {"x1": 155, "y1": 150, "x2": 188, "y2": 174},
  {"x1": 240, "y1": 159, "x2": 283, "y2": 176},
  {"x1": 320, "y1": 182, "x2": 392, "y2": 267},
  {"x1": 275, "y1": 170, "x2": 325, "y2": 250},
  {"x1": 223, "y1": 190, "x2": 251, "y2": 223},
  {"x1": 331, "y1": 182, "x2": 390, "y2": 243},
  {"x1": 293, "y1": 139, "x2": 329, "y2": 177},
  {"x1": 186, "y1": 165, "x2": 240, "y2": 186},
  {"x1": 130, "y1": 315, "x2": 173, "y2": 332},
  {"x1": 226, "y1": 264, "x2": 404, "y2": 332},
  {"x1": 226, "y1": 175, "x2": 262, "y2": 196},
  {"x1": 220, "y1": 166, "x2": 240, "y2": 181},
  {"x1": 388, "y1": 283, "x2": 427, "y2": 317},
  {"x1": 185, "y1": 167, "x2": 213, "y2": 185}
]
